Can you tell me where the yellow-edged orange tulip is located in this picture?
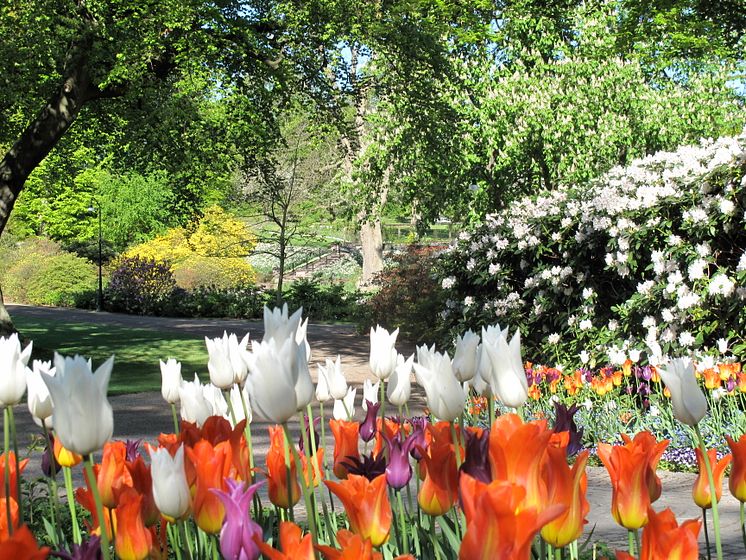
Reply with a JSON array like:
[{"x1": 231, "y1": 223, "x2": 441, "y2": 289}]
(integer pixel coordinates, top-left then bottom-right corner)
[
  {"x1": 540, "y1": 447, "x2": 590, "y2": 547},
  {"x1": 53, "y1": 438, "x2": 83, "y2": 468},
  {"x1": 692, "y1": 447, "x2": 731, "y2": 509},
  {"x1": 616, "y1": 506, "x2": 701, "y2": 560},
  {"x1": 266, "y1": 425, "x2": 301, "y2": 509},
  {"x1": 488, "y1": 413, "x2": 552, "y2": 510},
  {"x1": 114, "y1": 488, "x2": 153, "y2": 560},
  {"x1": 96, "y1": 441, "x2": 132, "y2": 508},
  {"x1": 459, "y1": 474, "x2": 565, "y2": 560},
  {"x1": 597, "y1": 432, "x2": 668, "y2": 530},
  {"x1": 417, "y1": 430, "x2": 458, "y2": 516},
  {"x1": 186, "y1": 439, "x2": 232, "y2": 533},
  {"x1": 330, "y1": 419, "x2": 360, "y2": 479},
  {"x1": 325, "y1": 474, "x2": 392, "y2": 547},
  {"x1": 256, "y1": 521, "x2": 314, "y2": 560},
  {"x1": 315, "y1": 529, "x2": 416, "y2": 560},
  {"x1": 726, "y1": 434, "x2": 746, "y2": 501}
]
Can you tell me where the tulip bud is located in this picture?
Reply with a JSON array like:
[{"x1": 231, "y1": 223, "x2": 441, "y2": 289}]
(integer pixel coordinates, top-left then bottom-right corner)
[
  {"x1": 159, "y1": 358, "x2": 182, "y2": 404},
  {"x1": 452, "y1": 330, "x2": 479, "y2": 382},
  {"x1": 481, "y1": 329, "x2": 528, "y2": 409},
  {"x1": 149, "y1": 445, "x2": 191, "y2": 520},
  {"x1": 369, "y1": 326, "x2": 399, "y2": 380},
  {"x1": 362, "y1": 379, "x2": 380, "y2": 411},
  {"x1": 413, "y1": 347, "x2": 466, "y2": 422},
  {"x1": 27, "y1": 359, "x2": 55, "y2": 428},
  {"x1": 0, "y1": 333, "x2": 32, "y2": 406},
  {"x1": 387, "y1": 354, "x2": 413, "y2": 407},
  {"x1": 179, "y1": 374, "x2": 213, "y2": 427},
  {"x1": 42, "y1": 353, "x2": 114, "y2": 457},
  {"x1": 658, "y1": 357, "x2": 708, "y2": 426},
  {"x1": 333, "y1": 386, "x2": 357, "y2": 421},
  {"x1": 322, "y1": 356, "x2": 348, "y2": 400},
  {"x1": 205, "y1": 332, "x2": 250, "y2": 390}
]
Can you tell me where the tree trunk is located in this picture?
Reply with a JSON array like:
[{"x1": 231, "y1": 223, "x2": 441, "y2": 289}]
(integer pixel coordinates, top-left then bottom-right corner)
[
  {"x1": 0, "y1": 60, "x2": 96, "y2": 236},
  {"x1": 359, "y1": 219, "x2": 384, "y2": 285},
  {"x1": 0, "y1": 286, "x2": 15, "y2": 337}
]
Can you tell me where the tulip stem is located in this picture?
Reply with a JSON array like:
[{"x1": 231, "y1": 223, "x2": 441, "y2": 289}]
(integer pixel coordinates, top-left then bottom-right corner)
[
  {"x1": 283, "y1": 423, "x2": 318, "y2": 552},
  {"x1": 299, "y1": 412, "x2": 321, "y2": 534},
  {"x1": 63, "y1": 466, "x2": 82, "y2": 544},
  {"x1": 238, "y1": 389, "x2": 260, "y2": 521},
  {"x1": 42, "y1": 430, "x2": 63, "y2": 546},
  {"x1": 449, "y1": 422, "x2": 462, "y2": 470},
  {"x1": 740, "y1": 502, "x2": 746, "y2": 553},
  {"x1": 702, "y1": 508, "x2": 711, "y2": 560},
  {"x1": 178, "y1": 520, "x2": 193, "y2": 560},
  {"x1": 627, "y1": 530, "x2": 635, "y2": 557},
  {"x1": 84, "y1": 456, "x2": 111, "y2": 560},
  {"x1": 7, "y1": 407, "x2": 22, "y2": 525},
  {"x1": 2, "y1": 407, "x2": 12, "y2": 538},
  {"x1": 281, "y1": 426, "x2": 295, "y2": 523},
  {"x1": 170, "y1": 403, "x2": 180, "y2": 435},
  {"x1": 396, "y1": 489, "x2": 410, "y2": 554},
  {"x1": 380, "y1": 382, "x2": 386, "y2": 424},
  {"x1": 223, "y1": 389, "x2": 238, "y2": 426},
  {"x1": 695, "y1": 425, "x2": 723, "y2": 560},
  {"x1": 487, "y1": 390, "x2": 495, "y2": 428}
]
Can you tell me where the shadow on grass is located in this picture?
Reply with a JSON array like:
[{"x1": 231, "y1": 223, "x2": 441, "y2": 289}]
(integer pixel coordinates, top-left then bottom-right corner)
[{"x1": 14, "y1": 317, "x2": 208, "y2": 395}]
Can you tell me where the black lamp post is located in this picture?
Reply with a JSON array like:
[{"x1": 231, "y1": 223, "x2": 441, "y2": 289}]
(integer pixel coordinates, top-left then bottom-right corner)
[{"x1": 88, "y1": 199, "x2": 103, "y2": 311}]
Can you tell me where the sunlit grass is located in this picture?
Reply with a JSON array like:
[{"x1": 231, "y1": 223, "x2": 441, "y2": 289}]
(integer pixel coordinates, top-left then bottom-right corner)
[{"x1": 14, "y1": 316, "x2": 208, "y2": 395}]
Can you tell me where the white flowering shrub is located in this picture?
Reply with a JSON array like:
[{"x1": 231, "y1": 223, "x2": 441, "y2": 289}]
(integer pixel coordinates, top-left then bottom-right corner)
[{"x1": 437, "y1": 131, "x2": 746, "y2": 365}]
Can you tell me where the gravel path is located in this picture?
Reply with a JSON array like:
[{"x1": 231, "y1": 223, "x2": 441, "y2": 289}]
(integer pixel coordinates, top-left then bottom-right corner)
[{"x1": 7, "y1": 304, "x2": 745, "y2": 557}]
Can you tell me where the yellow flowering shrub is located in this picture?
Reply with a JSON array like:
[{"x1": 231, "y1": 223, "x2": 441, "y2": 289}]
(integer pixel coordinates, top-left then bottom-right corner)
[{"x1": 126, "y1": 206, "x2": 257, "y2": 289}]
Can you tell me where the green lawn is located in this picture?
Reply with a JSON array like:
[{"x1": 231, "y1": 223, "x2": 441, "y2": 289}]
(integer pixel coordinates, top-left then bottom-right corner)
[{"x1": 14, "y1": 317, "x2": 208, "y2": 395}]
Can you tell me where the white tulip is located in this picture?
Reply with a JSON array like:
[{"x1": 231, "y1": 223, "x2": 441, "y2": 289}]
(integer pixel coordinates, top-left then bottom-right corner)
[
  {"x1": 296, "y1": 317, "x2": 311, "y2": 363},
  {"x1": 413, "y1": 348, "x2": 466, "y2": 421},
  {"x1": 160, "y1": 358, "x2": 182, "y2": 404},
  {"x1": 387, "y1": 354, "x2": 413, "y2": 407},
  {"x1": 0, "y1": 333, "x2": 32, "y2": 406},
  {"x1": 369, "y1": 325, "x2": 399, "y2": 380},
  {"x1": 293, "y1": 342, "x2": 315, "y2": 412},
  {"x1": 333, "y1": 386, "x2": 357, "y2": 420},
  {"x1": 42, "y1": 353, "x2": 114, "y2": 456},
  {"x1": 321, "y1": 356, "x2": 348, "y2": 400},
  {"x1": 26, "y1": 360, "x2": 55, "y2": 428},
  {"x1": 315, "y1": 362, "x2": 332, "y2": 403},
  {"x1": 465, "y1": 348, "x2": 489, "y2": 395},
  {"x1": 205, "y1": 332, "x2": 250, "y2": 389},
  {"x1": 481, "y1": 329, "x2": 529, "y2": 409},
  {"x1": 149, "y1": 445, "x2": 191, "y2": 520},
  {"x1": 179, "y1": 374, "x2": 213, "y2": 427},
  {"x1": 248, "y1": 337, "x2": 308, "y2": 424},
  {"x1": 362, "y1": 379, "x2": 380, "y2": 411},
  {"x1": 203, "y1": 383, "x2": 229, "y2": 418},
  {"x1": 452, "y1": 330, "x2": 479, "y2": 382},
  {"x1": 263, "y1": 304, "x2": 303, "y2": 344},
  {"x1": 226, "y1": 384, "x2": 252, "y2": 426},
  {"x1": 658, "y1": 357, "x2": 708, "y2": 426}
]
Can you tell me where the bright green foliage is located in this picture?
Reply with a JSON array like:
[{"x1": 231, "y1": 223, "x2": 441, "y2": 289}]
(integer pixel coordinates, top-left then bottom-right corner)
[
  {"x1": 0, "y1": 237, "x2": 96, "y2": 306},
  {"x1": 126, "y1": 206, "x2": 258, "y2": 289}
]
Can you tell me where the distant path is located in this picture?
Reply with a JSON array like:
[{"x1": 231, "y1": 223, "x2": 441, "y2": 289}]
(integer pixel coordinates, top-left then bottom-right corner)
[{"x1": 7, "y1": 304, "x2": 403, "y2": 384}]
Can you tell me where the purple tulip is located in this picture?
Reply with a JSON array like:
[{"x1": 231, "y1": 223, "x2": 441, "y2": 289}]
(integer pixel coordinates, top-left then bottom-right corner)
[
  {"x1": 639, "y1": 366, "x2": 653, "y2": 381},
  {"x1": 727, "y1": 377, "x2": 737, "y2": 392},
  {"x1": 42, "y1": 435, "x2": 61, "y2": 478},
  {"x1": 383, "y1": 432, "x2": 415, "y2": 490},
  {"x1": 342, "y1": 452, "x2": 386, "y2": 481},
  {"x1": 125, "y1": 439, "x2": 142, "y2": 462},
  {"x1": 211, "y1": 478, "x2": 265, "y2": 560},
  {"x1": 298, "y1": 414, "x2": 321, "y2": 454},
  {"x1": 359, "y1": 401, "x2": 380, "y2": 443},
  {"x1": 460, "y1": 428, "x2": 492, "y2": 483},
  {"x1": 52, "y1": 536, "x2": 103, "y2": 559},
  {"x1": 409, "y1": 416, "x2": 428, "y2": 460},
  {"x1": 552, "y1": 401, "x2": 584, "y2": 457}
]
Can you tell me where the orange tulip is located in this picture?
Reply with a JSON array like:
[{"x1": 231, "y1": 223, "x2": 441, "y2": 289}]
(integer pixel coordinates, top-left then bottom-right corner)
[
  {"x1": 256, "y1": 521, "x2": 314, "y2": 560},
  {"x1": 540, "y1": 448, "x2": 590, "y2": 548},
  {"x1": 692, "y1": 448, "x2": 731, "y2": 509},
  {"x1": 616, "y1": 507, "x2": 701, "y2": 560},
  {"x1": 417, "y1": 430, "x2": 459, "y2": 516},
  {"x1": 114, "y1": 488, "x2": 153, "y2": 560},
  {"x1": 266, "y1": 425, "x2": 301, "y2": 509},
  {"x1": 726, "y1": 434, "x2": 746, "y2": 501},
  {"x1": 75, "y1": 482, "x2": 113, "y2": 540},
  {"x1": 330, "y1": 419, "x2": 360, "y2": 479},
  {"x1": 125, "y1": 455, "x2": 159, "y2": 526},
  {"x1": 459, "y1": 474, "x2": 565, "y2": 560},
  {"x1": 488, "y1": 413, "x2": 552, "y2": 510},
  {"x1": 0, "y1": 523, "x2": 50, "y2": 557},
  {"x1": 301, "y1": 448, "x2": 325, "y2": 488},
  {"x1": 96, "y1": 441, "x2": 132, "y2": 508},
  {"x1": 186, "y1": 439, "x2": 232, "y2": 533},
  {"x1": 325, "y1": 474, "x2": 392, "y2": 547},
  {"x1": 597, "y1": 432, "x2": 668, "y2": 530},
  {"x1": 0, "y1": 498, "x2": 19, "y2": 541},
  {"x1": 315, "y1": 529, "x2": 415, "y2": 560},
  {"x1": 53, "y1": 438, "x2": 83, "y2": 468},
  {"x1": 0, "y1": 452, "x2": 28, "y2": 503},
  {"x1": 373, "y1": 418, "x2": 412, "y2": 457}
]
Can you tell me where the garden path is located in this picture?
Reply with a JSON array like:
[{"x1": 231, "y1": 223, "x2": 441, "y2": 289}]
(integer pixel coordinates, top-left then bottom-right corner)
[{"x1": 7, "y1": 305, "x2": 745, "y2": 557}]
